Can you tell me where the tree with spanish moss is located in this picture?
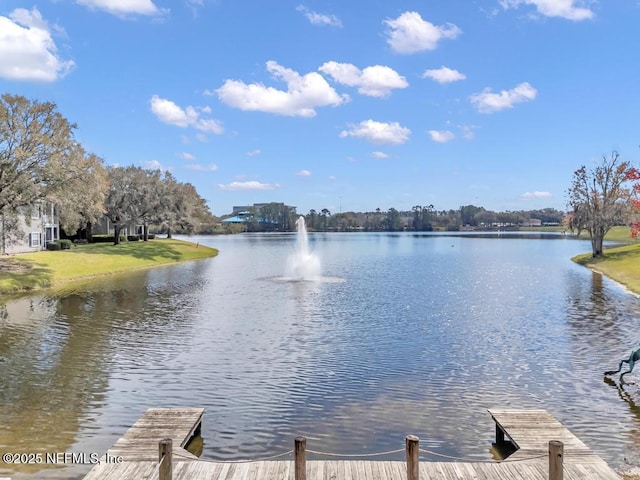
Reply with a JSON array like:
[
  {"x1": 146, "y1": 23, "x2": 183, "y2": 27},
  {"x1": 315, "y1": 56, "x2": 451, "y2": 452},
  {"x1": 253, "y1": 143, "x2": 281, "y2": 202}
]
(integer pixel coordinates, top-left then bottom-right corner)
[
  {"x1": 0, "y1": 94, "x2": 109, "y2": 249},
  {"x1": 567, "y1": 151, "x2": 638, "y2": 257},
  {"x1": 55, "y1": 149, "x2": 109, "y2": 241},
  {"x1": 156, "y1": 174, "x2": 214, "y2": 237},
  {"x1": 105, "y1": 166, "x2": 138, "y2": 245},
  {"x1": 0, "y1": 94, "x2": 76, "y2": 212}
]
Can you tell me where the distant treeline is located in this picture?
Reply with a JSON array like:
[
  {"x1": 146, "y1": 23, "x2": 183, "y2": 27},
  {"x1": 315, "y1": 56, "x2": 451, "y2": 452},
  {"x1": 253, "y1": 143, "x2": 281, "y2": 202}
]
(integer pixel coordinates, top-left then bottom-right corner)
[
  {"x1": 304, "y1": 205, "x2": 565, "y2": 232},
  {"x1": 213, "y1": 203, "x2": 565, "y2": 233}
]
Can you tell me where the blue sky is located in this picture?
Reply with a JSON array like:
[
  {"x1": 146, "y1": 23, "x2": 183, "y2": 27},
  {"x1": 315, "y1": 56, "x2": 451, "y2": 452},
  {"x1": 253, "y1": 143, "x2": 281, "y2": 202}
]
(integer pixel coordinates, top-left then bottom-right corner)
[{"x1": 1, "y1": 1, "x2": 638, "y2": 216}]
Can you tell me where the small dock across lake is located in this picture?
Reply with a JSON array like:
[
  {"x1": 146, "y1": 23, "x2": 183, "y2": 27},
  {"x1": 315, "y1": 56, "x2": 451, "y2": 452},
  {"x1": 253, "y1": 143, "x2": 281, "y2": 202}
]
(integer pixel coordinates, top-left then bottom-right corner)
[{"x1": 83, "y1": 407, "x2": 622, "y2": 479}]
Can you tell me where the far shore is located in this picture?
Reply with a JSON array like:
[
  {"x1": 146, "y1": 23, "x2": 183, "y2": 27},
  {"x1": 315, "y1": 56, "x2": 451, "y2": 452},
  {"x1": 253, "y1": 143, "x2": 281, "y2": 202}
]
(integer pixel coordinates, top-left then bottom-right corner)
[
  {"x1": 0, "y1": 238, "x2": 218, "y2": 296},
  {"x1": 2, "y1": 228, "x2": 638, "y2": 298}
]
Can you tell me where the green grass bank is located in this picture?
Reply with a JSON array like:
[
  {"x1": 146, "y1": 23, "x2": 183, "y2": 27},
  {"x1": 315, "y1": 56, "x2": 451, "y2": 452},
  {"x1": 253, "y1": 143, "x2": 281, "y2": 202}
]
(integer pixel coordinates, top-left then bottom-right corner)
[
  {"x1": 572, "y1": 226, "x2": 640, "y2": 295},
  {"x1": 0, "y1": 238, "x2": 218, "y2": 296}
]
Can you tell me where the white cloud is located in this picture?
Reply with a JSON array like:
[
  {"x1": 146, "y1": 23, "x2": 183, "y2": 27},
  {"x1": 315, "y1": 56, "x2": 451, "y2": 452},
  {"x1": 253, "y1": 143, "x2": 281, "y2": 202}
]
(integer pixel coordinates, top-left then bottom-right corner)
[
  {"x1": 179, "y1": 152, "x2": 195, "y2": 161},
  {"x1": 319, "y1": 62, "x2": 361, "y2": 85},
  {"x1": 150, "y1": 95, "x2": 224, "y2": 134},
  {"x1": 522, "y1": 191, "x2": 553, "y2": 199},
  {"x1": 371, "y1": 151, "x2": 390, "y2": 158},
  {"x1": 460, "y1": 125, "x2": 478, "y2": 140},
  {"x1": 76, "y1": 0, "x2": 168, "y2": 17},
  {"x1": 246, "y1": 149, "x2": 262, "y2": 157},
  {"x1": 186, "y1": 163, "x2": 218, "y2": 171},
  {"x1": 470, "y1": 82, "x2": 537, "y2": 113},
  {"x1": 186, "y1": 0, "x2": 204, "y2": 13},
  {"x1": 428, "y1": 130, "x2": 455, "y2": 143},
  {"x1": 499, "y1": 0, "x2": 594, "y2": 21},
  {"x1": 384, "y1": 11, "x2": 461, "y2": 54},
  {"x1": 328, "y1": 175, "x2": 337, "y2": 181},
  {"x1": 144, "y1": 160, "x2": 170, "y2": 171},
  {"x1": 422, "y1": 66, "x2": 466, "y2": 84},
  {"x1": 297, "y1": 170, "x2": 312, "y2": 176},
  {"x1": 319, "y1": 62, "x2": 408, "y2": 98},
  {"x1": 340, "y1": 119, "x2": 411, "y2": 145},
  {"x1": 0, "y1": 8, "x2": 75, "y2": 82},
  {"x1": 216, "y1": 61, "x2": 348, "y2": 117},
  {"x1": 217, "y1": 181, "x2": 279, "y2": 191},
  {"x1": 194, "y1": 118, "x2": 224, "y2": 133},
  {"x1": 296, "y1": 5, "x2": 342, "y2": 27}
]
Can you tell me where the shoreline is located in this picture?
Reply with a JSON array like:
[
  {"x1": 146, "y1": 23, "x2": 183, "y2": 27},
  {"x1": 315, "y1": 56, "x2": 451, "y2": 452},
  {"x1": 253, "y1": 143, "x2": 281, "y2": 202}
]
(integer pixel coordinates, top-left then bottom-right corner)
[
  {"x1": 0, "y1": 238, "x2": 218, "y2": 297},
  {"x1": 582, "y1": 264, "x2": 640, "y2": 298},
  {"x1": 572, "y1": 243, "x2": 640, "y2": 296}
]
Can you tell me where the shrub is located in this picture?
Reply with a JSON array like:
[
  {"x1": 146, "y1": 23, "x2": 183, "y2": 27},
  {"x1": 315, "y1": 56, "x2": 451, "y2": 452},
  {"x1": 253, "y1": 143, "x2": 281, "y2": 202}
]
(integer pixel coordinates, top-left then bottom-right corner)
[
  {"x1": 91, "y1": 235, "x2": 127, "y2": 243},
  {"x1": 148, "y1": 234, "x2": 155, "y2": 240},
  {"x1": 91, "y1": 235, "x2": 113, "y2": 243},
  {"x1": 58, "y1": 239, "x2": 72, "y2": 250},
  {"x1": 46, "y1": 242, "x2": 62, "y2": 251},
  {"x1": 127, "y1": 235, "x2": 140, "y2": 241}
]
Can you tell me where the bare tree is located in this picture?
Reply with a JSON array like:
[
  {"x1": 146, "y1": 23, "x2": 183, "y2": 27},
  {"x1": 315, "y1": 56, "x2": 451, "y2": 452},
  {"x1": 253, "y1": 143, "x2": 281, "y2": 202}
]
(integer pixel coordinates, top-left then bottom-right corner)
[{"x1": 568, "y1": 151, "x2": 637, "y2": 256}]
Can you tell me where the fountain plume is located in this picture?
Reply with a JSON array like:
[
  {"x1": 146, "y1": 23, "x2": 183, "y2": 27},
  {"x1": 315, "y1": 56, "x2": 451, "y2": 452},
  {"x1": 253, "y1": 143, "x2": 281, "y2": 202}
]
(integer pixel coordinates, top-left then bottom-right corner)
[{"x1": 286, "y1": 216, "x2": 321, "y2": 281}]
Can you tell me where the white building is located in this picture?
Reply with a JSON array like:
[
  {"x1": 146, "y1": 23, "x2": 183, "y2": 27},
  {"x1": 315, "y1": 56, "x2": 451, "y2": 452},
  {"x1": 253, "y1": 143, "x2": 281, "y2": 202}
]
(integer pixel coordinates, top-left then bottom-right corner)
[{"x1": 0, "y1": 202, "x2": 60, "y2": 254}]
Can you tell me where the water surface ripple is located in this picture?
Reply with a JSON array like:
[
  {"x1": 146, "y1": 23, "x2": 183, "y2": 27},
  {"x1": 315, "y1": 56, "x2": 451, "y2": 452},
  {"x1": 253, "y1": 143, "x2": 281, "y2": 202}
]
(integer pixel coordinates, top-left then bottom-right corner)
[{"x1": 1, "y1": 232, "x2": 640, "y2": 479}]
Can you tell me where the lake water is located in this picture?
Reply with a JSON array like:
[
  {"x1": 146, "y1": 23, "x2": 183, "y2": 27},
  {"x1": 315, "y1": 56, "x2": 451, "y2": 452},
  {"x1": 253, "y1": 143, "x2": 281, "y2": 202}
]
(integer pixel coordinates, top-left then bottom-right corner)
[{"x1": 2, "y1": 232, "x2": 640, "y2": 479}]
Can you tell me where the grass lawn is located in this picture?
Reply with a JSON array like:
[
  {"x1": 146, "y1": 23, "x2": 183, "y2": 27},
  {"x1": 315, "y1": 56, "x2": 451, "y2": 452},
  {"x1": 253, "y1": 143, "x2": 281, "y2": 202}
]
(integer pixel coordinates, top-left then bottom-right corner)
[
  {"x1": 573, "y1": 242, "x2": 640, "y2": 295},
  {"x1": 570, "y1": 226, "x2": 640, "y2": 294},
  {"x1": 582, "y1": 225, "x2": 640, "y2": 244},
  {"x1": 0, "y1": 238, "x2": 218, "y2": 296}
]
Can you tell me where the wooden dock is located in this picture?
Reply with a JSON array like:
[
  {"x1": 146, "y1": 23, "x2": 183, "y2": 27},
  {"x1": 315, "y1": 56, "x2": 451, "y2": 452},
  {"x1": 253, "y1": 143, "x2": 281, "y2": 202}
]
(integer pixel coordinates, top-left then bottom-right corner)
[
  {"x1": 83, "y1": 407, "x2": 622, "y2": 479},
  {"x1": 489, "y1": 408, "x2": 611, "y2": 465},
  {"x1": 83, "y1": 407, "x2": 204, "y2": 479}
]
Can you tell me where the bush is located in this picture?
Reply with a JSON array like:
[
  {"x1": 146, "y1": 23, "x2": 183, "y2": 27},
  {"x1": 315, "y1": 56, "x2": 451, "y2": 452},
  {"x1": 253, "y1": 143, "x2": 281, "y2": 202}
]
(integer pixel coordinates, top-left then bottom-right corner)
[
  {"x1": 58, "y1": 239, "x2": 72, "y2": 249},
  {"x1": 91, "y1": 235, "x2": 113, "y2": 243},
  {"x1": 148, "y1": 234, "x2": 155, "y2": 240},
  {"x1": 127, "y1": 235, "x2": 140, "y2": 241},
  {"x1": 46, "y1": 242, "x2": 62, "y2": 251},
  {"x1": 91, "y1": 235, "x2": 127, "y2": 243}
]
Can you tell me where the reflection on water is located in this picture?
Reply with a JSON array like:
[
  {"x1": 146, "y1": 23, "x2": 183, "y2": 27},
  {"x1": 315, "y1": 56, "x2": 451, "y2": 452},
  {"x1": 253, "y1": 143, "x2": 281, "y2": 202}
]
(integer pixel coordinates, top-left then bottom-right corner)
[{"x1": 1, "y1": 232, "x2": 640, "y2": 478}]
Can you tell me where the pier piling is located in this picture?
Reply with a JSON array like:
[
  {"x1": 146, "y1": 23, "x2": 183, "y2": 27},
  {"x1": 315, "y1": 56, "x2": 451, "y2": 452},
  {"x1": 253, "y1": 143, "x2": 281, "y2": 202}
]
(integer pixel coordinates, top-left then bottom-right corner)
[
  {"x1": 159, "y1": 438, "x2": 173, "y2": 480},
  {"x1": 549, "y1": 440, "x2": 564, "y2": 480},
  {"x1": 405, "y1": 435, "x2": 420, "y2": 480},
  {"x1": 295, "y1": 436, "x2": 307, "y2": 480}
]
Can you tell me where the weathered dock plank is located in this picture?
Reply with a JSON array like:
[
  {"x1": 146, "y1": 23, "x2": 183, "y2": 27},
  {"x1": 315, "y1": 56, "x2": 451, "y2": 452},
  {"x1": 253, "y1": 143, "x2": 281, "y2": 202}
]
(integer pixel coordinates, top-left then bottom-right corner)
[
  {"x1": 108, "y1": 460, "x2": 616, "y2": 479},
  {"x1": 83, "y1": 407, "x2": 204, "y2": 479},
  {"x1": 83, "y1": 407, "x2": 622, "y2": 480},
  {"x1": 488, "y1": 408, "x2": 608, "y2": 465}
]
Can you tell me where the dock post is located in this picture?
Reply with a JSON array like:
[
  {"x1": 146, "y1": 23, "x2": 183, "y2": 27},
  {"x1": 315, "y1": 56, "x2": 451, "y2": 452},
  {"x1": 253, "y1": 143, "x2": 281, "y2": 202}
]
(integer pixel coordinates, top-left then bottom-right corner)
[
  {"x1": 295, "y1": 436, "x2": 306, "y2": 480},
  {"x1": 549, "y1": 440, "x2": 564, "y2": 480},
  {"x1": 159, "y1": 438, "x2": 173, "y2": 480},
  {"x1": 405, "y1": 435, "x2": 419, "y2": 480}
]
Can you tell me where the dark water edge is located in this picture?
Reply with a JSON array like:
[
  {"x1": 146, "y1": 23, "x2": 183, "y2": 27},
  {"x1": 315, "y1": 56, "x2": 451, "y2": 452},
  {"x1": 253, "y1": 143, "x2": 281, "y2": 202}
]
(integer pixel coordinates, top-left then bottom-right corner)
[{"x1": 1, "y1": 232, "x2": 640, "y2": 479}]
